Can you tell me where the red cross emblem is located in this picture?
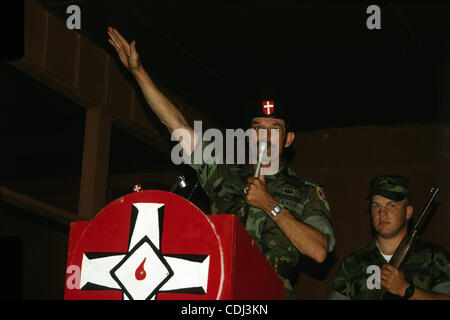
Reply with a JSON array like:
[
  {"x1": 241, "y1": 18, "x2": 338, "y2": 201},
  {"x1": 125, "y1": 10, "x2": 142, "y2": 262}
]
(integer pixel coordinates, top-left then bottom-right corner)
[
  {"x1": 64, "y1": 190, "x2": 224, "y2": 300},
  {"x1": 263, "y1": 100, "x2": 275, "y2": 115}
]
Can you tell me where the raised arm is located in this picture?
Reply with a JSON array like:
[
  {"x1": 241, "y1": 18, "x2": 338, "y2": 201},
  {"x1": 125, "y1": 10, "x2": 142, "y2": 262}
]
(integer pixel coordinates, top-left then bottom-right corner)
[{"x1": 107, "y1": 27, "x2": 196, "y2": 155}]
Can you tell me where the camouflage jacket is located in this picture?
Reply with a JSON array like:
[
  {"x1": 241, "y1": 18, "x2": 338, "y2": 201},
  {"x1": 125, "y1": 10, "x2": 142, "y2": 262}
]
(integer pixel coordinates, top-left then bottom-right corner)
[
  {"x1": 329, "y1": 238, "x2": 450, "y2": 300},
  {"x1": 188, "y1": 145, "x2": 335, "y2": 298}
]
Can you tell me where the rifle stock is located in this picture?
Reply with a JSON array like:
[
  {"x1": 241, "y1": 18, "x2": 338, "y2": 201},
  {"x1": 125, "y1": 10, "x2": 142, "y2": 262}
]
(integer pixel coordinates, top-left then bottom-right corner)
[{"x1": 389, "y1": 234, "x2": 414, "y2": 269}]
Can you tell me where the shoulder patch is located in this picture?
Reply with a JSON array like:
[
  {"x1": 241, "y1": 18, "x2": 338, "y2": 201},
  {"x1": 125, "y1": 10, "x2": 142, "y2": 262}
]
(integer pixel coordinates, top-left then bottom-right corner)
[{"x1": 316, "y1": 187, "x2": 328, "y2": 205}]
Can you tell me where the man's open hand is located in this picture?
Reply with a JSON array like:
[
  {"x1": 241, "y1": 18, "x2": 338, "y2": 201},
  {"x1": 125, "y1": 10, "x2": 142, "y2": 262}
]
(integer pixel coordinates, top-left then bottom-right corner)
[{"x1": 107, "y1": 27, "x2": 142, "y2": 73}]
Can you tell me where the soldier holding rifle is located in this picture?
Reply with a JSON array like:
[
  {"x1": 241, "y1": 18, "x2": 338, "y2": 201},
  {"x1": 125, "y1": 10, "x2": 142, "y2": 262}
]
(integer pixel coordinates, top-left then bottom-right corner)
[{"x1": 329, "y1": 176, "x2": 450, "y2": 300}]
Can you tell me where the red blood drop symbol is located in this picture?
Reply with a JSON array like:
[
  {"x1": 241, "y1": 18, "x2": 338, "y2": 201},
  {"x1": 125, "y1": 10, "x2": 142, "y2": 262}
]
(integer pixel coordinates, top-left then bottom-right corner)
[{"x1": 135, "y1": 258, "x2": 147, "y2": 281}]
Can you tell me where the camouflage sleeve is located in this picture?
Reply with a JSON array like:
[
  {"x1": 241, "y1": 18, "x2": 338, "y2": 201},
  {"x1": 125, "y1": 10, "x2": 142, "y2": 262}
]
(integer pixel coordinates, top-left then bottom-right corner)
[
  {"x1": 186, "y1": 139, "x2": 223, "y2": 197},
  {"x1": 430, "y1": 247, "x2": 450, "y2": 296},
  {"x1": 298, "y1": 185, "x2": 335, "y2": 252},
  {"x1": 329, "y1": 259, "x2": 353, "y2": 300}
]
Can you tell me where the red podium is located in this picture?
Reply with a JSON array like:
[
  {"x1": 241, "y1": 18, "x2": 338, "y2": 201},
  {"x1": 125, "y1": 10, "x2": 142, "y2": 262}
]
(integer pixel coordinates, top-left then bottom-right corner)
[{"x1": 64, "y1": 190, "x2": 284, "y2": 300}]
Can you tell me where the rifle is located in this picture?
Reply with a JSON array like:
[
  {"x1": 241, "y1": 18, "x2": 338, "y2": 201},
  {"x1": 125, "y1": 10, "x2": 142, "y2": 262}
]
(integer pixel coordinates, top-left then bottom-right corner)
[
  {"x1": 389, "y1": 187, "x2": 439, "y2": 269},
  {"x1": 380, "y1": 187, "x2": 440, "y2": 299}
]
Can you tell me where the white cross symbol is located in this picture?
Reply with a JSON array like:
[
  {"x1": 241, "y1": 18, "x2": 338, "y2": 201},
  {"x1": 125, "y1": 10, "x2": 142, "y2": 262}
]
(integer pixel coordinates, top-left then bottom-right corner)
[
  {"x1": 133, "y1": 184, "x2": 142, "y2": 192},
  {"x1": 78, "y1": 203, "x2": 210, "y2": 300},
  {"x1": 263, "y1": 101, "x2": 274, "y2": 115}
]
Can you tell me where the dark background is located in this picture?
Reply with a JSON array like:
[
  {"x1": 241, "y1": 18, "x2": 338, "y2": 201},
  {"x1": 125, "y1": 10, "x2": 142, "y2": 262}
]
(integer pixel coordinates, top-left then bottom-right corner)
[
  {"x1": 31, "y1": 0, "x2": 450, "y2": 130},
  {"x1": 1, "y1": 1, "x2": 449, "y2": 299}
]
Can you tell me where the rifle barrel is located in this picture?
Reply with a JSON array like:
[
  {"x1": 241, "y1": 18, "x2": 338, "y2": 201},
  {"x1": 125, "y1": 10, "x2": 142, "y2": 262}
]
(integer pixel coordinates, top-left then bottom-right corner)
[{"x1": 413, "y1": 187, "x2": 439, "y2": 230}]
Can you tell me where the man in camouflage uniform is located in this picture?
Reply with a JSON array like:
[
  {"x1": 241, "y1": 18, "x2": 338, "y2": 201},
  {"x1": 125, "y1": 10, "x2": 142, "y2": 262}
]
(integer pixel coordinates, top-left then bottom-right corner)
[
  {"x1": 188, "y1": 103, "x2": 335, "y2": 299},
  {"x1": 329, "y1": 176, "x2": 450, "y2": 300},
  {"x1": 107, "y1": 27, "x2": 335, "y2": 299}
]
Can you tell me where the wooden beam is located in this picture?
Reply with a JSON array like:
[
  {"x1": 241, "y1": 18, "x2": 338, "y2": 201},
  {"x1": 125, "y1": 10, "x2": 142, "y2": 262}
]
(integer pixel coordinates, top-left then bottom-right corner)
[
  {"x1": 9, "y1": 0, "x2": 223, "y2": 158},
  {"x1": 0, "y1": 186, "x2": 82, "y2": 225},
  {"x1": 78, "y1": 107, "x2": 112, "y2": 219}
]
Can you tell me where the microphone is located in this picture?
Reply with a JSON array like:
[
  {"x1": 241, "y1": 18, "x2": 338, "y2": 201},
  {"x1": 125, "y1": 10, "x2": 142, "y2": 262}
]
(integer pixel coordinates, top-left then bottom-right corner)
[
  {"x1": 170, "y1": 175, "x2": 187, "y2": 192},
  {"x1": 254, "y1": 140, "x2": 268, "y2": 178}
]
